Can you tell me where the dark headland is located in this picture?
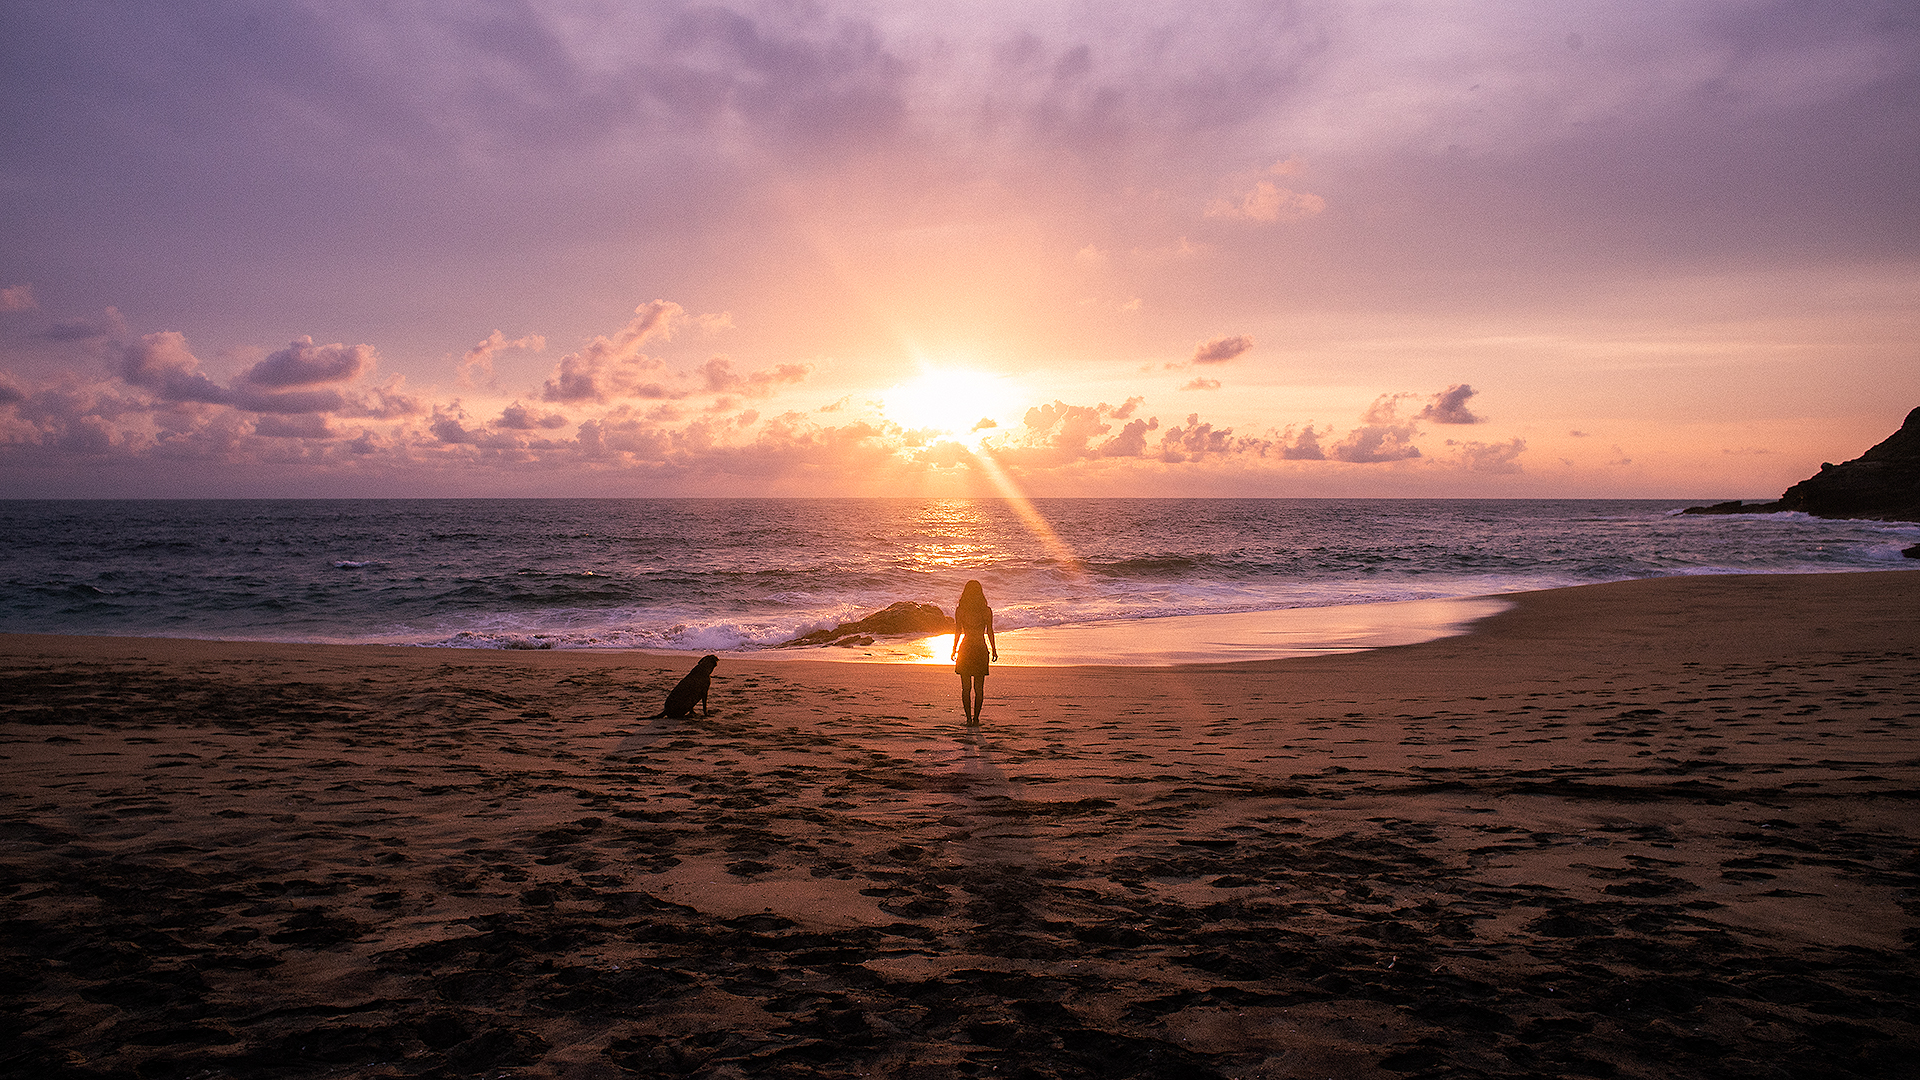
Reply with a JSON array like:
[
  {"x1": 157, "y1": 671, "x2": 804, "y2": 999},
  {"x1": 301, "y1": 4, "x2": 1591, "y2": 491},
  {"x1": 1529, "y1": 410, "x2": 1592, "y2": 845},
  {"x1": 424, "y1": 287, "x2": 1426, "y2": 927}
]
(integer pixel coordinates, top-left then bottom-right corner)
[{"x1": 1684, "y1": 406, "x2": 1920, "y2": 555}]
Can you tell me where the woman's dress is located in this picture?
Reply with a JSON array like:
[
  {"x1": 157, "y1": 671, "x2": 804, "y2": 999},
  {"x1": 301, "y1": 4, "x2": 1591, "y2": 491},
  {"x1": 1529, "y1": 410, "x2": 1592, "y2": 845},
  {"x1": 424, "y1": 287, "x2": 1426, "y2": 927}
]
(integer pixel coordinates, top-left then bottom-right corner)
[{"x1": 954, "y1": 616, "x2": 991, "y2": 676}]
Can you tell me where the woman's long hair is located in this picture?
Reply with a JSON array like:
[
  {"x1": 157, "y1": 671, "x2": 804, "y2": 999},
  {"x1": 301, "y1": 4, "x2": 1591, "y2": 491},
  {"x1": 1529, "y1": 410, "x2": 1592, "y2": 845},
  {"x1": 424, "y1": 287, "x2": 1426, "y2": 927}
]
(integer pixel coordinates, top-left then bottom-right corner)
[{"x1": 955, "y1": 579, "x2": 990, "y2": 629}]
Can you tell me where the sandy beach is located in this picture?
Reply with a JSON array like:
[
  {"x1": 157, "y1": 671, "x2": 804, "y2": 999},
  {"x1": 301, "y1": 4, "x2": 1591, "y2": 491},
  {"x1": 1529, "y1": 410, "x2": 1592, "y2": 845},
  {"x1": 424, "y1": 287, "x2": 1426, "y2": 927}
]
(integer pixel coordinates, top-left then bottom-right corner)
[{"x1": 3, "y1": 571, "x2": 1917, "y2": 1079}]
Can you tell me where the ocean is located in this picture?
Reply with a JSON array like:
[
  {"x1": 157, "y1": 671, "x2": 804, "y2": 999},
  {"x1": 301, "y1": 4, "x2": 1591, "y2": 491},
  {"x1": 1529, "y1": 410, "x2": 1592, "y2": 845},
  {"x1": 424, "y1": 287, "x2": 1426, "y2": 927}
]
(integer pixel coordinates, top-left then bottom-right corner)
[{"x1": 2, "y1": 499, "x2": 1914, "y2": 660}]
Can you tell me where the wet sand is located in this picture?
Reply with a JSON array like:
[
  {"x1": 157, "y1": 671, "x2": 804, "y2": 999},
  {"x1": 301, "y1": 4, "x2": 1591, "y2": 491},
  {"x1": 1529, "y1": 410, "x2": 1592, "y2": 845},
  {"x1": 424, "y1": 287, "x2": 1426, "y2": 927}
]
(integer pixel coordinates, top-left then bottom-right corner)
[
  {"x1": 786, "y1": 595, "x2": 1515, "y2": 666},
  {"x1": 3, "y1": 571, "x2": 1917, "y2": 1079}
]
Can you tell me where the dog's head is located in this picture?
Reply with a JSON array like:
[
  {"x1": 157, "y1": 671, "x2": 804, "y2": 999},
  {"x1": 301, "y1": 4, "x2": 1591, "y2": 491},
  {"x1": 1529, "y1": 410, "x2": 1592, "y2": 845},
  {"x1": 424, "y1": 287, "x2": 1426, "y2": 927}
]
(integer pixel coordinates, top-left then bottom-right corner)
[{"x1": 695, "y1": 654, "x2": 719, "y2": 671}]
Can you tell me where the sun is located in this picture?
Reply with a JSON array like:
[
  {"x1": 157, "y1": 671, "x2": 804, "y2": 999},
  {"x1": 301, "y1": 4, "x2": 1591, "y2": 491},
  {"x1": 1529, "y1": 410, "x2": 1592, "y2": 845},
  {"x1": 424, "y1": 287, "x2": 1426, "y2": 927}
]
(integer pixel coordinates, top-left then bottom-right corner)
[{"x1": 881, "y1": 368, "x2": 1018, "y2": 440}]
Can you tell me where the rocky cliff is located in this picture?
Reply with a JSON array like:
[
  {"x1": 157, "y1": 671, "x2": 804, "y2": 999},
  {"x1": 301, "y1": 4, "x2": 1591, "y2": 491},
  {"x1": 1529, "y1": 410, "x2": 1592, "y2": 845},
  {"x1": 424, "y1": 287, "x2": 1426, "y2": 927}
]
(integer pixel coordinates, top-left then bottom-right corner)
[{"x1": 1685, "y1": 406, "x2": 1920, "y2": 524}]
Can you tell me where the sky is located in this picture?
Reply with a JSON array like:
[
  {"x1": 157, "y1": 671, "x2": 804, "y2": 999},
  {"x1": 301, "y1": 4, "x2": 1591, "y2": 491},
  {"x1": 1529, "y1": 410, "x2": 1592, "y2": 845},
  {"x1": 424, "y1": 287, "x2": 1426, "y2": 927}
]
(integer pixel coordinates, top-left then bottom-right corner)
[{"x1": 2, "y1": 0, "x2": 1916, "y2": 499}]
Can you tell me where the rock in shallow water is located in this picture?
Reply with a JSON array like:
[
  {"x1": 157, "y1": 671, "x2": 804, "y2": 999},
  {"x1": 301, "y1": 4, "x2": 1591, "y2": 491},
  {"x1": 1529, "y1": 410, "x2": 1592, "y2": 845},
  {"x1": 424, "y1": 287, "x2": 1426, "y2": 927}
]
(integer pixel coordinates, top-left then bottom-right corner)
[{"x1": 775, "y1": 601, "x2": 951, "y2": 648}]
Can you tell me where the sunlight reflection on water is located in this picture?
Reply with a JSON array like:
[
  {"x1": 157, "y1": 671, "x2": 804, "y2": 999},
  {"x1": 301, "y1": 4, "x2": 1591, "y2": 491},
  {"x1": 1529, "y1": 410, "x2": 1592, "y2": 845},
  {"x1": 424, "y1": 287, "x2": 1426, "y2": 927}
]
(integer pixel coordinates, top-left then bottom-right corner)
[{"x1": 903, "y1": 501, "x2": 998, "y2": 573}]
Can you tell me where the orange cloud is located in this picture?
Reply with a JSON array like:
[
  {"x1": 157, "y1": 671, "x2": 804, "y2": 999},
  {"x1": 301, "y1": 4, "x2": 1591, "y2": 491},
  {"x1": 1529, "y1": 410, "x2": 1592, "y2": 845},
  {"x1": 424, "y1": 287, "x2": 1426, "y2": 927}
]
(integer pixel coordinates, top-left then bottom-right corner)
[
  {"x1": 1330, "y1": 423, "x2": 1421, "y2": 463},
  {"x1": 1158, "y1": 413, "x2": 1268, "y2": 462}
]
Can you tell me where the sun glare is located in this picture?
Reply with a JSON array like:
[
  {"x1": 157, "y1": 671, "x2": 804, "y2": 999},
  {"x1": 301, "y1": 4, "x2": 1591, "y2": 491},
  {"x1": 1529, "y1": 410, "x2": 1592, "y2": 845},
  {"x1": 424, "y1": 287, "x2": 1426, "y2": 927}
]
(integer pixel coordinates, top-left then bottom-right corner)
[{"x1": 881, "y1": 369, "x2": 1016, "y2": 440}]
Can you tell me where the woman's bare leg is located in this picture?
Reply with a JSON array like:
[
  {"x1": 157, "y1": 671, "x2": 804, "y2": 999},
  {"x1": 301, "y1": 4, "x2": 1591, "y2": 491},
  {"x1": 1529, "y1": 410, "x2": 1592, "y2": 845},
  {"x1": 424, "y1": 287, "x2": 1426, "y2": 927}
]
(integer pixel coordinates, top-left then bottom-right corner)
[
  {"x1": 959, "y1": 677, "x2": 977, "y2": 723},
  {"x1": 966, "y1": 675, "x2": 986, "y2": 723}
]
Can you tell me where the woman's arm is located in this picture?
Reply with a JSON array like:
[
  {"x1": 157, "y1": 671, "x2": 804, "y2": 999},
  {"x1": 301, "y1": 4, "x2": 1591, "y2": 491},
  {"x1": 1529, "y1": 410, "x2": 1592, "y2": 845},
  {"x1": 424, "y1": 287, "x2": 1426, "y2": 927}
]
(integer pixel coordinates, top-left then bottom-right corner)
[{"x1": 986, "y1": 612, "x2": 998, "y2": 661}]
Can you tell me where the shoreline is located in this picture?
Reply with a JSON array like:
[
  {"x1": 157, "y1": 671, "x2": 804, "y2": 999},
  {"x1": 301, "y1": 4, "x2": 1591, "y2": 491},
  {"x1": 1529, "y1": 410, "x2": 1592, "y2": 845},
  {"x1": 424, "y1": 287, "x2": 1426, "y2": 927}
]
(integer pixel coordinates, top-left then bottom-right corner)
[
  {"x1": 4, "y1": 571, "x2": 1918, "y2": 1078},
  {"x1": 10, "y1": 565, "x2": 1916, "y2": 667},
  {"x1": 6, "y1": 569, "x2": 1915, "y2": 675},
  {"x1": 761, "y1": 595, "x2": 1515, "y2": 666}
]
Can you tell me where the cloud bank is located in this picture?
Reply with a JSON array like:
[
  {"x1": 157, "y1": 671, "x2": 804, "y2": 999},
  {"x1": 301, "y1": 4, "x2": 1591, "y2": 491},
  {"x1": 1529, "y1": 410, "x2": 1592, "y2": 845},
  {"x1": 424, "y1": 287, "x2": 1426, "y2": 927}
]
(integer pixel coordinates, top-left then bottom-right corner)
[{"x1": 0, "y1": 294, "x2": 1528, "y2": 495}]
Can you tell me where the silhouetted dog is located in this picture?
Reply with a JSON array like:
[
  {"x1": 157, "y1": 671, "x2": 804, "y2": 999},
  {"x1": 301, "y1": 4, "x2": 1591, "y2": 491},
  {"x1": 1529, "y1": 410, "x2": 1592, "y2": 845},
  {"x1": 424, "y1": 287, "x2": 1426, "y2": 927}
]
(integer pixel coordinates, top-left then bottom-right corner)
[{"x1": 653, "y1": 655, "x2": 717, "y2": 718}]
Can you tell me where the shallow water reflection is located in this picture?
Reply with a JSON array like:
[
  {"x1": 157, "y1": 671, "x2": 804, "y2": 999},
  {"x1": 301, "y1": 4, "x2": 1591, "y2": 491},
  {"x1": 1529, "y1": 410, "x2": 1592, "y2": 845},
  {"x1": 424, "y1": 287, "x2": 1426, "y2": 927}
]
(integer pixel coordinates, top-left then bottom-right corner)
[{"x1": 760, "y1": 596, "x2": 1512, "y2": 667}]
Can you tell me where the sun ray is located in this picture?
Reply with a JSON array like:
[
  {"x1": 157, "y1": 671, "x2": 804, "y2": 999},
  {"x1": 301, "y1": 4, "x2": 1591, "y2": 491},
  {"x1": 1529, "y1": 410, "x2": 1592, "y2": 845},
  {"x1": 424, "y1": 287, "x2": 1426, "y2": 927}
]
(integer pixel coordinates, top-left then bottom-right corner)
[{"x1": 968, "y1": 448, "x2": 1086, "y2": 582}]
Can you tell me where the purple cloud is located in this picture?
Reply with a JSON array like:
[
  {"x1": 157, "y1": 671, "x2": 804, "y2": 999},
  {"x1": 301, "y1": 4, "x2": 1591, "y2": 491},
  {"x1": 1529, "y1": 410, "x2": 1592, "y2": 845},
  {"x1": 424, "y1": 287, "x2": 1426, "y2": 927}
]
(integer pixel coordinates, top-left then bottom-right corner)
[
  {"x1": 656, "y1": 6, "x2": 909, "y2": 152},
  {"x1": 231, "y1": 387, "x2": 348, "y2": 415},
  {"x1": 1418, "y1": 384, "x2": 1484, "y2": 425},
  {"x1": 243, "y1": 337, "x2": 375, "y2": 388},
  {"x1": 121, "y1": 332, "x2": 231, "y2": 404},
  {"x1": 45, "y1": 308, "x2": 127, "y2": 341},
  {"x1": 1279, "y1": 424, "x2": 1326, "y2": 461},
  {"x1": 498, "y1": 401, "x2": 569, "y2": 430},
  {"x1": 1192, "y1": 334, "x2": 1253, "y2": 364},
  {"x1": 431, "y1": 410, "x2": 480, "y2": 445},
  {"x1": 254, "y1": 413, "x2": 335, "y2": 439}
]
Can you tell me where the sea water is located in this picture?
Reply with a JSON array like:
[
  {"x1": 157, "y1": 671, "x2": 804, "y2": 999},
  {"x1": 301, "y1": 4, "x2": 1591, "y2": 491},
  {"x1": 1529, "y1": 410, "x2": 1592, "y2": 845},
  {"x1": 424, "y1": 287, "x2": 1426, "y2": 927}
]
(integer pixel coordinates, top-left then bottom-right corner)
[{"x1": 1, "y1": 499, "x2": 1914, "y2": 658}]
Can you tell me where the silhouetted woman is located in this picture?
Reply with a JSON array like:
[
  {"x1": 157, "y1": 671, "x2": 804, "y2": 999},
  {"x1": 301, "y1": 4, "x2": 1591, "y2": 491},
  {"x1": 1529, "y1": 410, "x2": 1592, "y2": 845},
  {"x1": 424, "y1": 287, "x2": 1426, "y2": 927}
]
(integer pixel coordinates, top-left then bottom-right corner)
[{"x1": 951, "y1": 579, "x2": 998, "y2": 725}]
